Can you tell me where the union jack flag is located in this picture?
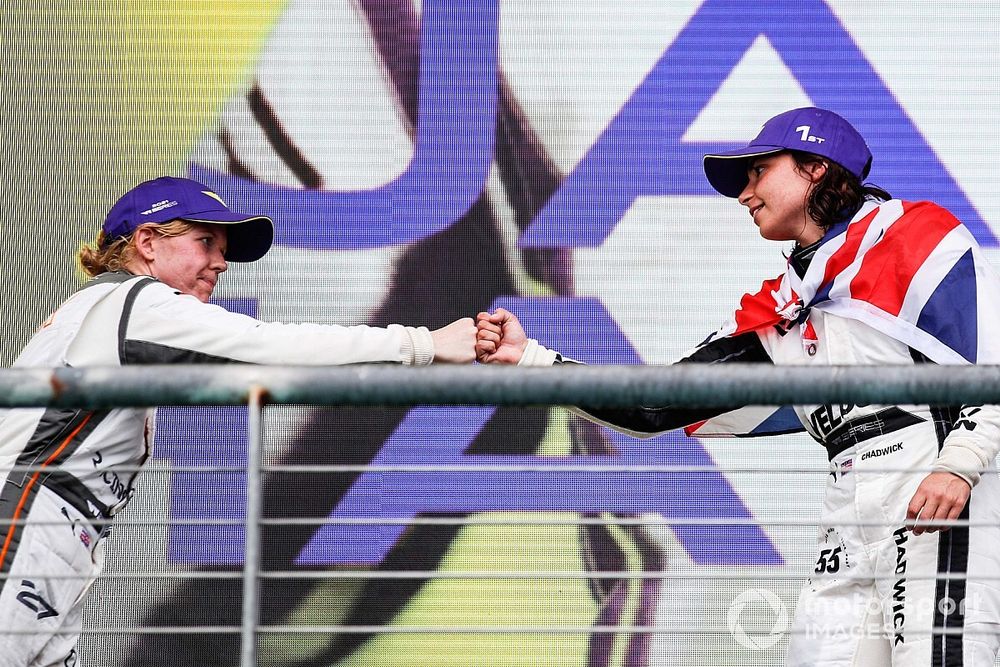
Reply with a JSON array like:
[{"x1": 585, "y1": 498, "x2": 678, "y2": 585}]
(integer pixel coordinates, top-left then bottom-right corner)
[{"x1": 687, "y1": 198, "x2": 1000, "y2": 438}]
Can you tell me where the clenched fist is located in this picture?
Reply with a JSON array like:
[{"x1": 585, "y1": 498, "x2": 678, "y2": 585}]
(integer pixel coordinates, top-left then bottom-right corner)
[{"x1": 475, "y1": 308, "x2": 528, "y2": 364}]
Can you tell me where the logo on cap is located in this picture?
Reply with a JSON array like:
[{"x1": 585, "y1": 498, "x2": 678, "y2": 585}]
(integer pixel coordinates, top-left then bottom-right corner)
[
  {"x1": 795, "y1": 125, "x2": 825, "y2": 144},
  {"x1": 202, "y1": 190, "x2": 227, "y2": 206},
  {"x1": 140, "y1": 199, "x2": 179, "y2": 216}
]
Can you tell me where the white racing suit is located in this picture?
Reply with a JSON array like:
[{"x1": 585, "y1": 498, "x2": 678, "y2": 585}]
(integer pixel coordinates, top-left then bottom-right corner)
[
  {"x1": 0, "y1": 271, "x2": 435, "y2": 666},
  {"x1": 517, "y1": 305, "x2": 1000, "y2": 665},
  {"x1": 762, "y1": 311, "x2": 1000, "y2": 666}
]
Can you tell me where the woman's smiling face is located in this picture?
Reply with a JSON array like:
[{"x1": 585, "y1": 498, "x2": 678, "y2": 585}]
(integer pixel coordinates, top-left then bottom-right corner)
[{"x1": 738, "y1": 152, "x2": 826, "y2": 246}]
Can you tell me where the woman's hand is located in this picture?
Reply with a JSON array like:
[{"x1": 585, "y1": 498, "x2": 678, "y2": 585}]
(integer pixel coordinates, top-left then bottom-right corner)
[
  {"x1": 906, "y1": 471, "x2": 971, "y2": 535},
  {"x1": 475, "y1": 308, "x2": 528, "y2": 364}
]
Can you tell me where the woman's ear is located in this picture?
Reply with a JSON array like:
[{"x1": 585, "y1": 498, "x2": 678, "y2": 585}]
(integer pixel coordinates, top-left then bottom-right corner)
[
  {"x1": 806, "y1": 160, "x2": 828, "y2": 182},
  {"x1": 132, "y1": 226, "x2": 158, "y2": 262}
]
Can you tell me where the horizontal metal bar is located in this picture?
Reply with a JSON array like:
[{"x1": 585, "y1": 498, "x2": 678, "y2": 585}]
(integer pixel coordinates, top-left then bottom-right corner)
[
  {"x1": 0, "y1": 465, "x2": 249, "y2": 474},
  {"x1": 0, "y1": 518, "x2": 241, "y2": 527},
  {"x1": 0, "y1": 571, "x2": 242, "y2": 581},
  {"x1": 2, "y1": 517, "x2": 992, "y2": 528},
  {"x1": 254, "y1": 625, "x2": 1000, "y2": 637},
  {"x1": 1, "y1": 627, "x2": 242, "y2": 636},
  {"x1": 1, "y1": 570, "x2": 993, "y2": 582},
  {"x1": 5, "y1": 463, "x2": 979, "y2": 474},
  {"x1": 263, "y1": 571, "x2": 996, "y2": 582},
  {"x1": 255, "y1": 464, "x2": 955, "y2": 474},
  {"x1": 10, "y1": 625, "x2": 984, "y2": 637},
  {"x1": 4, "y1": 363, "x2": 1000, "y2": 408},
  {"x1": 254, "y1": 517, "x2": 996, "y2": 528}
]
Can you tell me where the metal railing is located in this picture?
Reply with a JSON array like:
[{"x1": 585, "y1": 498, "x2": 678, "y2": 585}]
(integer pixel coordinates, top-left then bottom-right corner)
[
  {"x1": 5, "y1": 363, "x2": 1000, "y2": 408},
  {"x1": 3, "y1": 363, "x2": 1000, "y2": 666}
]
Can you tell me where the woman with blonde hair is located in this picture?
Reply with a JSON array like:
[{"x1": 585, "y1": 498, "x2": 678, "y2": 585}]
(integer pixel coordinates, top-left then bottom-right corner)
[{"x1": 0, "y1": 176, "x2": 477, "y2": 665}]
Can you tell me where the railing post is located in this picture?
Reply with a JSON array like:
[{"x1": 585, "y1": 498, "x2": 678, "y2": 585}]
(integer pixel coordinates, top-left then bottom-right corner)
[{"x1": 240, "y1": 385, "x2": 266, "y2": 667}]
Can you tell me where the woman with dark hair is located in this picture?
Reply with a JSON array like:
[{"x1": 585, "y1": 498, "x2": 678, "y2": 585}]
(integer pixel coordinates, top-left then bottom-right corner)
[
  {"x1": 784, "y1": 150, "x2": 892, "y2": 232},
  {"x1": 476, "y1": 108, "x2": 1000, "y2": 665}
]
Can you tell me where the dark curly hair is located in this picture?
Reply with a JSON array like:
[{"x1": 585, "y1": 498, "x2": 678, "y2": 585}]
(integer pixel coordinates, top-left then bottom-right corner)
[{"x1": 789, "y1": 150, "x2": 892, "y2": 230}]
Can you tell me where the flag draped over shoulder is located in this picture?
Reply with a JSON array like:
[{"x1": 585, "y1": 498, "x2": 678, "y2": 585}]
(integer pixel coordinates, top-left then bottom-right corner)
[{"x1": 686, "y1": 199, "x2": 1000, "y2": 438}]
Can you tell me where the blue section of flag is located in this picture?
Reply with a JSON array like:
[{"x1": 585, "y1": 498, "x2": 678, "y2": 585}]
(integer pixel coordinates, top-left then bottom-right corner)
[
  {"x1": 917, "y1": 249, "x2": 978, "y2": 363},
  {"x1": 748, "y1": 405, "x2": 803, "y2": 436}
]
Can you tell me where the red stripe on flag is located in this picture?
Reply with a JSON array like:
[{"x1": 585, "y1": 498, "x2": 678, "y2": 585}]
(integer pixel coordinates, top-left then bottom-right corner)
[
  {"x1": 684, "y1": 419, "x2": 708, "y2": 437},
  {"x1": 849, "y1": 202, "x2": 960, "y2": 316},
  {"x1": 726, "y1": 206, "x2": 886, "y2": 336},
  {"x1": 732, "y1": 276, "x2": 785, "y2": 334},
  {"x1": 821, "y1": 207, "x2": 880, "y2": 287}
]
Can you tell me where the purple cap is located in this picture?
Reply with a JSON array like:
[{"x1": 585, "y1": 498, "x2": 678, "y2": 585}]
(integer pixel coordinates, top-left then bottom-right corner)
[
  {"x1": 102, "y1": 177, "x2": 274, "y2": 262},
  {"x1": 703, "y1": 107, "x2": 872, "y2": 198}
]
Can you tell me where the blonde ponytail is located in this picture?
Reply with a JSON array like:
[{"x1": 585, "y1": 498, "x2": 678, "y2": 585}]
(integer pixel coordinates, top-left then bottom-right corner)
[{"x1": 76, "y1": 220, "x2": 195, "y2": 277}]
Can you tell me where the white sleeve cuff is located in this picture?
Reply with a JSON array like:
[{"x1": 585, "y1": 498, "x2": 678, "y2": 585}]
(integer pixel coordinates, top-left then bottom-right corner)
[
  {"x1": 400, "y1": 326, "x2": 434, "y2": 366},
  {"x1": 517, "y1": 339, "x2": 559, "y2": 367},
  {"x1": 933, "y1": 438, "x2": 989, "y2": 487}
]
